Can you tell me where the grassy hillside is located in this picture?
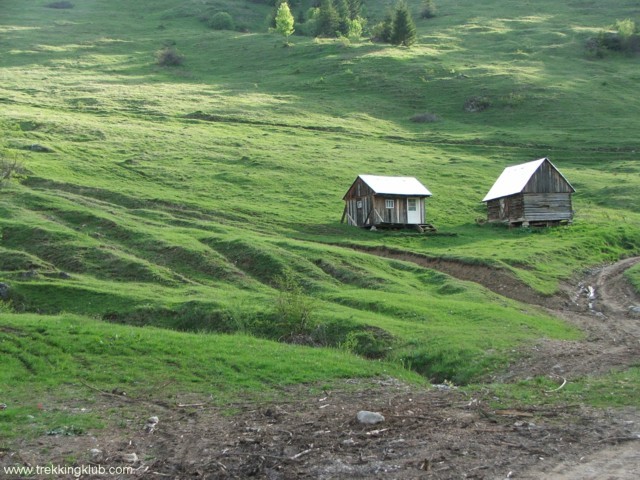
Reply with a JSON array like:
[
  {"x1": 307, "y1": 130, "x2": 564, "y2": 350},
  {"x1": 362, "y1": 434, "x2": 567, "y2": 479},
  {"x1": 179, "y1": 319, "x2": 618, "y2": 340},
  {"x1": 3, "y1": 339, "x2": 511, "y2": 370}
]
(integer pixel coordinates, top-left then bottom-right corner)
[
  {"x1": 0, "y1": 311, "x2": 424, "y2": 440},
  {"x1": 1, "y1": 0, "x2": 639, "y2": 399}
]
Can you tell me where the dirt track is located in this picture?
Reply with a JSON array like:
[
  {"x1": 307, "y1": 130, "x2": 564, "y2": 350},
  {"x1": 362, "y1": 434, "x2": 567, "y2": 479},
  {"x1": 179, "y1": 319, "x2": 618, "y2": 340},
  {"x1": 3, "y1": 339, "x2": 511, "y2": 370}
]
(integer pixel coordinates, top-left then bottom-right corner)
[{"x1": 1, "y1": 258, "x2": 639, "y2": 479}]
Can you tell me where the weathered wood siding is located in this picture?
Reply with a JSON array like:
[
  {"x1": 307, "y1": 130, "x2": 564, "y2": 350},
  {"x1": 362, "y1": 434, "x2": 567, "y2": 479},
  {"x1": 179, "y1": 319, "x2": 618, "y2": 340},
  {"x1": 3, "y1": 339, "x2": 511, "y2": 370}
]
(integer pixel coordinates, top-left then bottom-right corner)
[
  {"x1": 487, "y1": 159, "x2": 574, "y2": 225},
  {"x1": 345, "y1": 195, "x2": 373, "y2": 226},
  {"x1": 345, "y1": 193, "x2": 426, "y2": 226},
  {"x1": 487, "y1": 193, "x2": 572, "y2": 224},
  {"x1": 344, "y1": 178, "x2": 375, "y2": 226},
  {"x1": 523, "y1": 193, "x2": 573, "y2": 222},
  {"x1": 523, "y1": 161, "x2": 574, "y2": 194},
  {"x1": 344, "y1": 178, "x2": 428, "y2": 227},
  {"x1": 372, "y1": 197, "x2": 426, "y2": 225},
  {"x1": 487, "y1": 195, "x2": 524, "y2": 223}
]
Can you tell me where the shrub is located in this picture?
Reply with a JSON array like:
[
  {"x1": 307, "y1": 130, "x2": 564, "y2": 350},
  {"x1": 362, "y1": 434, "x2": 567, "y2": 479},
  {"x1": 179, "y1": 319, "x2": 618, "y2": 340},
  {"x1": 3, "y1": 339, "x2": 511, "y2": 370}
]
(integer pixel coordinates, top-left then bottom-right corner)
[
  {"x1": 209, "y1": 12, "x2": 235, "y2": 31},
  {"x1": 586, "y1": 19, "x2": 639, "y2": 57},
  {"x1": 370, "y1": 16, "x2": 393, "y2": 43},
  {"x1": 410, "y1": 112, "x2": 439, "y2": 123},
  {"x1": 0, "y1": 157, "x2": 25, "y2": 187},
  {"x1": 156, "y1": 47, "x2": 185, "y2": 67},
  {"x1": 421, "y1": 0, "x2": 437, "y2": 19},
  {"x1": 297, "y1": 7, "x2": 319, "y2": 36},
  {"x1": 273, "y1": 272, "x2": 317, "y2": 340},
  {"x1": 616, "y1": 18, "x2": 636, "y2": 39},
  {"x1": 341, "y1": 328, "x2": 393, "y2": 359},
  {"x1": 464, "y1": 95, "x2": 491, "y2": 112},
  {"x1": 345, "y1": 17, "x2": 363, "y2": 40},
  {"x1": 45, "y1": 1, "x2": 74, "y2": 8}
]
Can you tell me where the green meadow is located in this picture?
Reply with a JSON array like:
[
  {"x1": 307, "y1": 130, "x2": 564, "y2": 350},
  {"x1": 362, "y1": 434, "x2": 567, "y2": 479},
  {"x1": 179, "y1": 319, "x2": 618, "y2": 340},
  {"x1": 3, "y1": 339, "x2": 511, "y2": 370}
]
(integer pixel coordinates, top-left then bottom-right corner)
[{"x1": 1, "y1": 0, "x2": 639, "y2": 436}]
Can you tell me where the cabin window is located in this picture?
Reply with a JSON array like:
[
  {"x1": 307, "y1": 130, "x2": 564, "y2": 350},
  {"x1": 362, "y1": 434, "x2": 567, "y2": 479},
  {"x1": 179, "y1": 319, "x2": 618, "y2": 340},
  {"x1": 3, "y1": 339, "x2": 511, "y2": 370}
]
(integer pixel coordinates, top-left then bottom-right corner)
[
  {"x1": 385, "y1": 199, "x2": 395, "y2": 209},
  {"x1": 356, "y1": 200, "x2": 363, "y2": 208},
  {"x1": 407, "y1": 198, "x2": 417, "y2": 211}
]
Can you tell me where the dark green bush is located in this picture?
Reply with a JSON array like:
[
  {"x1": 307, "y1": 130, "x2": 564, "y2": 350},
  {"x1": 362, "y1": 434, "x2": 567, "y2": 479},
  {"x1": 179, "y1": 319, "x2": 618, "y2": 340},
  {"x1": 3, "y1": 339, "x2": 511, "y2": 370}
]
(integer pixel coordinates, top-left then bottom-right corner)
[
  {"x1": 156, "y1": 47, "x2": 185, "y2": 67},
  {"x1": 209, "y1": 12, "x2": 235, "y2": 31},
  {"x1": 420, "y1": 0, "x2": 436, "y2": 19},
  {"x1": 410, "y1": 112, "x2": 439, "y2": 123},
  {"x1": 586, "y1": 19, "x2": 639, "y2": 57},
  {"x1": 45, "y1": 1, "x2": 74, "y2": 8}
]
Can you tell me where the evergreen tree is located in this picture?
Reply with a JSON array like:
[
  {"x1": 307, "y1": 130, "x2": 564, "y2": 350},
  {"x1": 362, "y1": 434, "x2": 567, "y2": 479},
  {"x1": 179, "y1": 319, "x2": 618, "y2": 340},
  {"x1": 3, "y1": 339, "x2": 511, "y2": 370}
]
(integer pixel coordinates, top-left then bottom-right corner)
[
  {"x1": 316, "y1": 0, "x2": 340, "y2": 37},
  {"x1": 391, "y1": 1, "x2": 417, "y2": 47},
  {"x1": 275, "y1": 1, "x2": 295, "y2": 41},
  {"x1": 336, "y1": 0, "x2": 350, "y2": 35},
  {"x1": 347, "y1": 0, "x2": 362, "y2": 20}
]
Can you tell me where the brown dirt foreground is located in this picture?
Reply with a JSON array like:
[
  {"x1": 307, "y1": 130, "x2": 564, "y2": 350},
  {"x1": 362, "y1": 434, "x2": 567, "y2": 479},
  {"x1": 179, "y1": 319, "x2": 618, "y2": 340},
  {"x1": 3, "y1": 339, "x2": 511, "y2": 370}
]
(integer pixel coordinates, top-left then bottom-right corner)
[{"x1": 2, "y1": 258, "x2": 639, "y2": 480}]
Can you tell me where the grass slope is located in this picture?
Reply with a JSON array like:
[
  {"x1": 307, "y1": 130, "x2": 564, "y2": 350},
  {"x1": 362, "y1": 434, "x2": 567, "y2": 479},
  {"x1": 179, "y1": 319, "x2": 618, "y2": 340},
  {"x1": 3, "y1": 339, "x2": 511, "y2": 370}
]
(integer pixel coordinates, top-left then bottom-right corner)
[
  {"x1": 0, "y1": 312, "x2": 420, "y2": 440},
  {"x1": 0, "y1": 0, "x2": 639, "y2": 400}
]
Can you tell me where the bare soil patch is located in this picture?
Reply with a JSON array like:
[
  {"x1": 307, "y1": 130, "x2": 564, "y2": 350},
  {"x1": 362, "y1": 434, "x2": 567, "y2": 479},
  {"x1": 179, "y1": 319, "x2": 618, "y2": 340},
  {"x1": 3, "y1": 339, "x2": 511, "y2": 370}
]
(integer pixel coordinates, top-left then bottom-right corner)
[{"x1": 2, "y1": 379, "x2": 638, "y2": 479}]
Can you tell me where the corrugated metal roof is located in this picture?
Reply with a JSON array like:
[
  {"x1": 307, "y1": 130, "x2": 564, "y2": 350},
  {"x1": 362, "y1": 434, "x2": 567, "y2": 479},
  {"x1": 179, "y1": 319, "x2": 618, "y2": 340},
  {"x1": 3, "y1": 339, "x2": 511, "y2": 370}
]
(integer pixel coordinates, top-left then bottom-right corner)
[
  {"x1": 359, "y1": 175, "x2": 432, "y2": 196},
  {"x1": 482, "y1": 158, "x2": 548, "y2": 202}
]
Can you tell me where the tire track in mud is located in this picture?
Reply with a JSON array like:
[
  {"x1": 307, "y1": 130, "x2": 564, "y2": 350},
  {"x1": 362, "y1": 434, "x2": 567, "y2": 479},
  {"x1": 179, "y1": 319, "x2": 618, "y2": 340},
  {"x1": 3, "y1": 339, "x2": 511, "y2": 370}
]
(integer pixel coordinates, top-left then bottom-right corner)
[
  {"x1": 350, "y1": 245, "x2": 640, "y2": 379},
  {"x1": 345, "y1": 244, "x2": 564, "y2": 308}
]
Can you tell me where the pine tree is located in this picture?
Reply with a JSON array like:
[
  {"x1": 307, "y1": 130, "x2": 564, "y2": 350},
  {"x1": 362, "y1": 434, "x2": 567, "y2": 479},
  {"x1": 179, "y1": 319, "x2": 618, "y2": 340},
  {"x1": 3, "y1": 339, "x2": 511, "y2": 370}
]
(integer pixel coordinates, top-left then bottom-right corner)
[
  {"x1": 347, "y1": 0, "x2": 362, "y2": 20},
  {"x1": 316, "y1": 0, "x2": 340, "y2": 37},
  {"x1": 391, "y1": 1, "x2": 417, "y2": 47},
  {"x1": 275, "y1": 1, "x2": 295, "y2": 41},
  {"x1": 336, "y1": 0, "x2": 350, "y2": 35}
]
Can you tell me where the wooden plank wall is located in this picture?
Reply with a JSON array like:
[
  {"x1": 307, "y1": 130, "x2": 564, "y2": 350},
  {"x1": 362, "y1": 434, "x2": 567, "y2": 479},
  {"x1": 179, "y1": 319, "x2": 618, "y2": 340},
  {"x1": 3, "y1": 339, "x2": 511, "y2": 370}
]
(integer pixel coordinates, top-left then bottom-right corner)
[
  {"x1": 487, "y1": 196, "x2": 524, "y2": 222},
  {"x1": 487, "y1": 193, "x2": 572, "y2": 223},
  {"x1": 346, "y1": 196, "x2": 428, "y2": 226},
  {"x1": 345, "y1": 195, "x2": 373, "y2": 226},
  {"x1": 523, "y1": 193, "x2": 573, "y2": 221},
  {"x1": 344, "y1": 178, "x2": 428, "y2": 226},
  {"x1": 524, "y1": 161, "x2": 573, "y2": 194}
]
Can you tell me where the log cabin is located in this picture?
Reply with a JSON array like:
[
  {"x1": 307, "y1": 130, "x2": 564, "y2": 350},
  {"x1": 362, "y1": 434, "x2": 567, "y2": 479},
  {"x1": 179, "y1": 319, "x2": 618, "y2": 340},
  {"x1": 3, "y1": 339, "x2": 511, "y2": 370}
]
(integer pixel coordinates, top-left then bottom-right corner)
[
  {"x1": 482, "y1": 158, "x2": 575, "y2": 226},
  {"x1": 342, "y1": 175, "x2": 433, "y2": 230}
]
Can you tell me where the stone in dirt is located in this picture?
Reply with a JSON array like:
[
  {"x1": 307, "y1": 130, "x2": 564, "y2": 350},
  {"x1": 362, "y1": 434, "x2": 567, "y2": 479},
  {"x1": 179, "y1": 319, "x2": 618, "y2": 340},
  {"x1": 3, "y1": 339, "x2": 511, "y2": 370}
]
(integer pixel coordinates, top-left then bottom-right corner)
[
  {"x1": 356, "y1": 410, "x2": 385, "y2": 425},
  {"x1": 122, "y1": 453, "x2": 138, "y2": 463}
]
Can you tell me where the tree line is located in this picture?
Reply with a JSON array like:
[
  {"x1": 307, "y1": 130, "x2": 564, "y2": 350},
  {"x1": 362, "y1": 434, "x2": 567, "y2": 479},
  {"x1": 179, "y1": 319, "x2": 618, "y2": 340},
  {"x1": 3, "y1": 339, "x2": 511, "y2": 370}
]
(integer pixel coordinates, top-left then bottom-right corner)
[{"x1": 270, "y1": 0, "x2": 437, "y2": 47}]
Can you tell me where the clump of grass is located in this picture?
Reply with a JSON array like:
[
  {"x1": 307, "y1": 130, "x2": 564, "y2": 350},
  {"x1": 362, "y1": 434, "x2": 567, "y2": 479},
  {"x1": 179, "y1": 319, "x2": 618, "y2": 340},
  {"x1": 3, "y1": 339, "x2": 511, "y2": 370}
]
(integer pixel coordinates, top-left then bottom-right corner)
[
  {"x1": 156, "y1": 47, "x2": 185, "y2": 67},
  {"x1": 410, "y1": 112, "x2": 440, "y2": 123},
  {"x1": 624, "y1": 263, "x2": 640, "y2": 294},
  {"x1": 45, "y1": 1, "x2": 74, "y2": 8}
]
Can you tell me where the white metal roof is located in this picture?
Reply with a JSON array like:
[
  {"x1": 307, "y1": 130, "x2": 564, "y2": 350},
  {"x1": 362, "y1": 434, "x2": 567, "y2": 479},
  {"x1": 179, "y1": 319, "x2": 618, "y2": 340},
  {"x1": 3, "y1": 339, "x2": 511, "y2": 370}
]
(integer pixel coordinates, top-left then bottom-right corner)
[
  {"x1": 359, "y1": 175, "x2": 432, "y2": 196},
  {"x1": 482, "y1": 158, "x2": 549, "y2": 202}
]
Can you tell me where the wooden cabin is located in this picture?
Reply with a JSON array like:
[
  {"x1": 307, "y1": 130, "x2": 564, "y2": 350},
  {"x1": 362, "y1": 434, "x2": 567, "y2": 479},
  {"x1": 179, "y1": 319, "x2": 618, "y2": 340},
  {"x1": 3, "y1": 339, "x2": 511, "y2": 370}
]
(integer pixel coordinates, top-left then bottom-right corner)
[
  {"x1": 342, "y1": 175, "x2": 433, "y2": 230},
  {"x1": 482, "y1": 158, "x2": 575, "y2": 226}
]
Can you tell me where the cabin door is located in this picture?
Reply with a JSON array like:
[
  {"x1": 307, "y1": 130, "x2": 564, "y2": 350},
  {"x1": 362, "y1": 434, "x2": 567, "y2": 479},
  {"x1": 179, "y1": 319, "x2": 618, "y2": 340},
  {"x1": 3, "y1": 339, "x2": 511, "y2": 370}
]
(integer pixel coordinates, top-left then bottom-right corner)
[{"x1": 407, "y1": 198, "x2": 420, "y2": 224}]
